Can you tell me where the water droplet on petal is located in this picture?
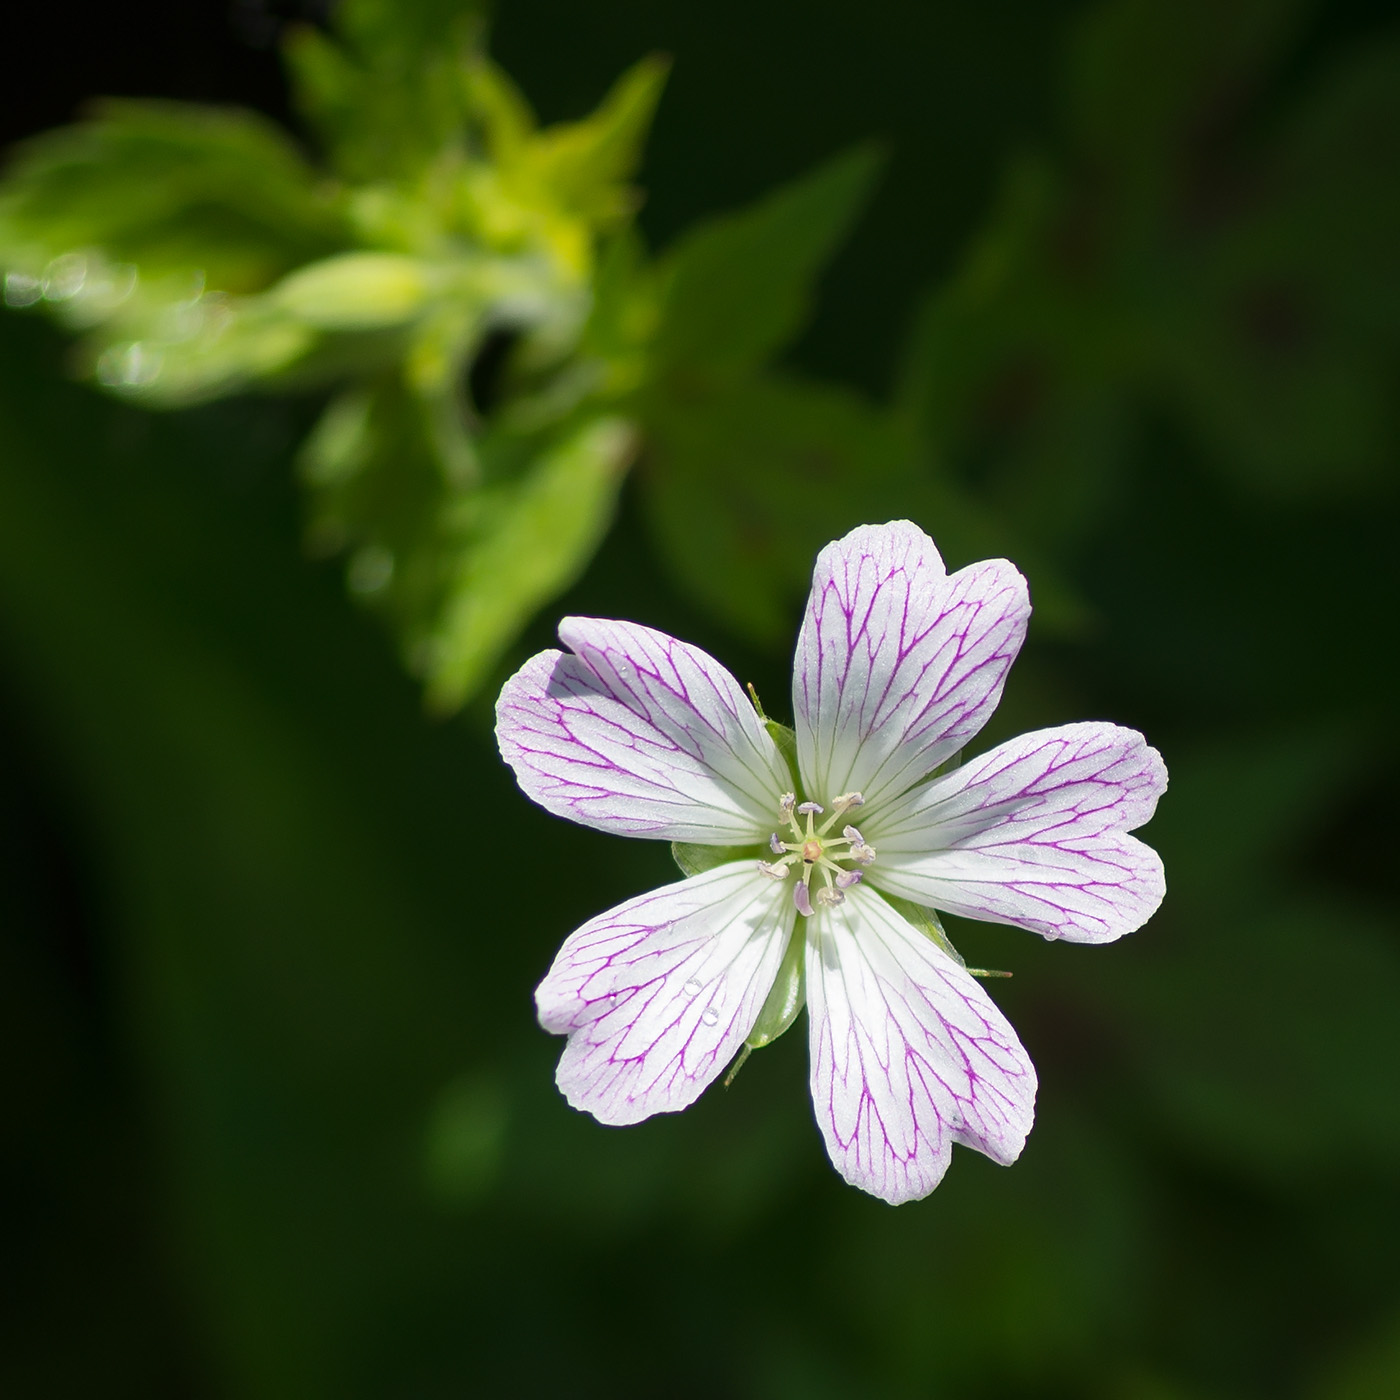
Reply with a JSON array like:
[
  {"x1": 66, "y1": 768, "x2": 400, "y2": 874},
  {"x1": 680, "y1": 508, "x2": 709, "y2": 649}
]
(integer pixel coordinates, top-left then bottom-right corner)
[
  {"x1": 682, "y1": 978, "x2": 702, "y2": 997},
  {"x1": 701, "y1": 1007, "x2": 719, "y2": 1027}
]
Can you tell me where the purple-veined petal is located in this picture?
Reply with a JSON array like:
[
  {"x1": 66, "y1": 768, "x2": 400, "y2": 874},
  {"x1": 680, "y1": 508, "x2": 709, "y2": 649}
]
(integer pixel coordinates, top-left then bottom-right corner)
[
  {"x1": 868, "y1": 722, "x2": 1168, "y2": 943},
  {"x1": 497, "y1": 617, "x2": 791, "y2": 842},
  {"x1": 806, "y1": 885, "x2": 1037, "y2": 1206},
  {"x1": 537, "y1": 863, "x2": 795, "y2": 1125},
  {"x1": 793, "y1": 521, "x2": 1030, "y2": 811}
]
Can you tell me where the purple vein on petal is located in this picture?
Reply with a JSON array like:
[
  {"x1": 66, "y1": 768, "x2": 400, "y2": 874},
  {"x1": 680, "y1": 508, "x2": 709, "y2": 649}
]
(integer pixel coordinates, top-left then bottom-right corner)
[
  {"x1": 793, "y1": 522, "x2": 1030, "y2": 809},
  {"x1": 537, "y1": 863, "x2": 795, "y2": 1125},
  {"x1": 805, "y1": 885, "x2": 1036, "y2": 1205},
  {"x1": 868, "y1": 722, "x2": 1169, "y2": 943},
  {"x1": 497, "y1": 617, "x2": 790, "y2": 842}
]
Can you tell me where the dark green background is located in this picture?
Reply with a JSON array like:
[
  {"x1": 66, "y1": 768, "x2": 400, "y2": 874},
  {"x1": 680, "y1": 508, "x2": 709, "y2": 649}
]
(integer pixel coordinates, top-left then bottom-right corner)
[{"x1": 2, "y1": 2, "x2": 1398, "y2": 1397}]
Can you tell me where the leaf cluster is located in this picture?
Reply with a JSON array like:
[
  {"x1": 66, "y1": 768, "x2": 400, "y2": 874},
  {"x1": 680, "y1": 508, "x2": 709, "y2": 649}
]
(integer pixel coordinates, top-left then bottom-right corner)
[{"x1": 0, "y1": 0, "x2": 665, "y2": 709}]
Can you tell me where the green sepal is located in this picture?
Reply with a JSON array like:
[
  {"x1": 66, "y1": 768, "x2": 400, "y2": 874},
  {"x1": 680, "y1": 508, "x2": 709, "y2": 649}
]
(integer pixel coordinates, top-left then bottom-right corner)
[
  {"x1": 764, "y1": 718, "x2": 801, "y2": 791},
  {"x1": 669, "y1": 843, "x2": 756, "y2": 878},
  {"x1": 879, "y1": 893, "x2": 1011, "y2": 978},
  {"x1": 881, "y1": 893, "x2": 966, "y2": 965},
  {"x1": 929, "y1": 747, "x2": 963, "y2": 779},
  {"x1": 744, "y1": 924, "x2": 805, "y2": 1050},
  {"x1": 742, "y1": 684, "x2": 801, "y2": 794}
]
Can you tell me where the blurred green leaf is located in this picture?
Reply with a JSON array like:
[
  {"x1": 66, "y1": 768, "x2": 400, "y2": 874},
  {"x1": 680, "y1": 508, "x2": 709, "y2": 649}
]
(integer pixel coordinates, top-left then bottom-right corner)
[
  {"x1": 283, "y1": 2, "x2": 486, "y2": 183},
  {"x1": 301, "y1": 343, "x2": 642, "y2": 715},
  {"x1": 422, "y1": 414, "x2": 637, "y2": 710},
  {"x1": 89, "y1": 298, "x2": 317, "y2": 406},
  {"x1": 0, "y1": 100, "x2": 345, "y2": 293},
  {"x1": 649, "y1": 145, "x2": 882, "y2": 381},
  {"x1": 273, "y1": 252, "x2": 434, "y2": 330},
  {"x1": 643, "y1": 372, "x2": 916, "y2": 641},
  {"x1": 520, "y1": 56, "x2": 670, "y2": 226},
  {"x1": 336, "y1": 0, "x2": 487, "y2": 64}
]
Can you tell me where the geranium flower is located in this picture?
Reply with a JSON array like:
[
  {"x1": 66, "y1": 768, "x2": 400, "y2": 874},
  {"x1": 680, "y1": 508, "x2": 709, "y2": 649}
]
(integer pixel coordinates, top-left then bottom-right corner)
[{"x1": 496, "y1": 521, "x2": 1167, "y2": 1204}]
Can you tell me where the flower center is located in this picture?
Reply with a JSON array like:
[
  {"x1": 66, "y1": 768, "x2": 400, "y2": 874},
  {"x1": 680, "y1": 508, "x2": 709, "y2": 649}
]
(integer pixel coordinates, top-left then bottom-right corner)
[{"x1": 757, "y1": 791, "x2": 877, "y2": 917}]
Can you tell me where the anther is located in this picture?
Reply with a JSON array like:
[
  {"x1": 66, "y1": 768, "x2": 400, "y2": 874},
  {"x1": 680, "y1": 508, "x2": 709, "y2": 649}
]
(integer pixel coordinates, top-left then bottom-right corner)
[
  {"x1": 758, "y1": 860, "x2": 790, "y2": 880},
  {"x1": 778, "y1": 792, "x2": 796, "y2": 821},
  {"x1": 816, "y1": 886, "x2": 845, "y2": 908},
  {"x1": 835, "y1": 869, "x2": 863, "y2": 889},
  {"x1": 843, "y1": 824, "x2": 876, "y2": 865},
  {"x1": 818, "y1": 792, "x2": 865, "y2": 835},
  {"x1": 768, "y1": 833, "x2": 785, "y2": 854},
  {"x1": 793, "y1": 881, "x2": 814, "y2": 917},
  {"x1": 796, "y1": 801, "x2": 824, "y2": 816}
]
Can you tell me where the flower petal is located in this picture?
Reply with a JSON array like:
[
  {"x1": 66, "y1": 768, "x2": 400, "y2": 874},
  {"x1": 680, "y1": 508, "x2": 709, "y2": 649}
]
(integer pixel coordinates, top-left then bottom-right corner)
[
  {"x1": 497, "y1": 617, "x2": 791, "y2": 842},
  {"x1": 869, "y1": 722, "x2": 1168, "y2": 943},
  {"x1": 806, "y1": 885, "x2": 1037, "y2": 1205},
  {"x1": 537, "y1": 863, "x2": 795, "y2": 1125},
  {"x1": 793, "y1": 521, "x2": 1030, "y2": 810}
]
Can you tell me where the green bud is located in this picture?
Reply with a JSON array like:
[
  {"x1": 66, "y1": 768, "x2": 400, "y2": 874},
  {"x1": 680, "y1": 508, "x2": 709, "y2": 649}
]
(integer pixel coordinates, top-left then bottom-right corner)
[{"x1": 274, "y1": 252, "x2": 433, "y2": 330}]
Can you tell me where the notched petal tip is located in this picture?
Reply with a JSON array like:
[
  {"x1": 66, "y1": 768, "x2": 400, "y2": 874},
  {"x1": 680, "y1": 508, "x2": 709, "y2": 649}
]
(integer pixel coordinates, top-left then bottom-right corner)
[
  {"x1": 536, "y1": 864, "x2": 796, "y2": 1126},
  {"x1": 494, "y1": 618, "x2": 791, "y2": 843},
  {"x1": 805, "y1": 888, "x2": 1037, "y2": 1205},
  {"x1": 871, "y1": 721, "x2": 1170, "y2": 945},
  {"x1": 794, "y1": 525, "x2": 1032, "y2": 809}
]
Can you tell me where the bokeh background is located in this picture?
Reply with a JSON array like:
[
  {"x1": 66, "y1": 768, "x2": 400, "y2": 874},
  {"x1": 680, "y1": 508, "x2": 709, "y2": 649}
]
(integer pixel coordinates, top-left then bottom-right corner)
[{"x1": 2, "y1": 2, "x2": 1398, "y2": 1397}]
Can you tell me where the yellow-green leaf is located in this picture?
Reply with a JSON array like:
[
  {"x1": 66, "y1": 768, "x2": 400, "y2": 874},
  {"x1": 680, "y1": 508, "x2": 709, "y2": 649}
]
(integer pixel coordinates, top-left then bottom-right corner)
[{"x1": 423, "y1": 415, "x2": 637, "y2": 710}]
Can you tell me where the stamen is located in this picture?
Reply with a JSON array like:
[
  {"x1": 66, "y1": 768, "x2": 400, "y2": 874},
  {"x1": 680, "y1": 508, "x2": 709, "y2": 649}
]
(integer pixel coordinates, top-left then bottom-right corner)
[
  {"x1": 769, "y1": 794, "x2": 875, "y2": 910},
  {"x1": 843, "y1": 824, "x2": 876, "y2": 865},
  {"x1": 818, "y1": 792, "x2": 864, "y2": 835}
]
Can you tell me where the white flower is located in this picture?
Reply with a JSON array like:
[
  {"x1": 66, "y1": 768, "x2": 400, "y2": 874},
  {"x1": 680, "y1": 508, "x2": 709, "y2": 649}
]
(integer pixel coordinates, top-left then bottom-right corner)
[{"x1": 496, "y1": 521, "x2": 1167, "y2": 1204}]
